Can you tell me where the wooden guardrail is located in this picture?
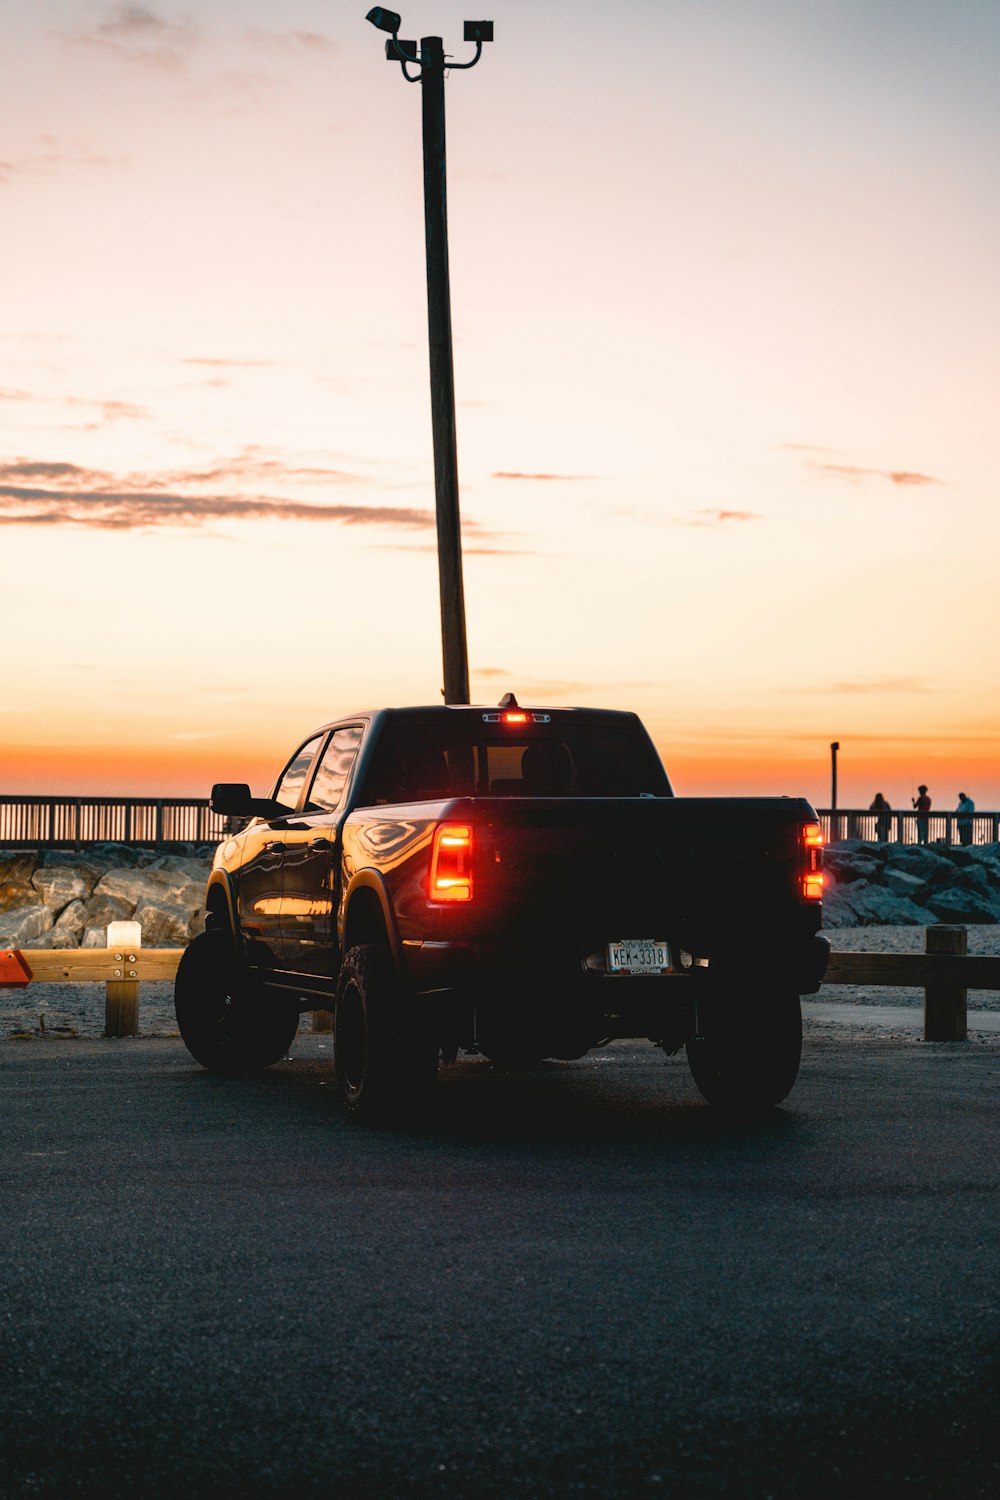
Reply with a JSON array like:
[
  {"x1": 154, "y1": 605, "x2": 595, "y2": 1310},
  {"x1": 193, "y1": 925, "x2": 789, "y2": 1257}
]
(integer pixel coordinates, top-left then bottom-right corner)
[
  {"x1": 0, "y1": 944, "x2": 184, "y2": 1038},
  {"x1": 3, "y1": 926, "x2": 997, "y2": 1044},
  {"x1": 0, "y1": 921, "x2": 335, "y2": 1038},
  {"x1": 821, "y1": 926, "x2": 998, "y2": 1041}
]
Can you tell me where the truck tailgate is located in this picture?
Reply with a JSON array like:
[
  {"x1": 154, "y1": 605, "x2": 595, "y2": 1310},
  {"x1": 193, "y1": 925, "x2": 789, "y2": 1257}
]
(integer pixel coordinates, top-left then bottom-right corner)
[{"x1": 472, "y1": 796, "x2": 817, "y2": 949}]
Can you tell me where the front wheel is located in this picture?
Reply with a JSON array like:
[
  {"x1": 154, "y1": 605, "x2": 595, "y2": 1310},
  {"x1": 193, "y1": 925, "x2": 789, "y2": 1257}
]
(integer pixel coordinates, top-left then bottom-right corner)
[
  {"x1": 174, "y1": 929, "x2": 299, "y2": 1074},
  {"x1": 686, "y1": 989, "x2": 802, "y2": 1111}
]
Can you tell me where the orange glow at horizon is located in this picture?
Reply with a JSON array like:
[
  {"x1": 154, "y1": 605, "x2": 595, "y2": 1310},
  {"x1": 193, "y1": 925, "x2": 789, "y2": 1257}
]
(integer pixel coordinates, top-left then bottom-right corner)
[{"x1": 4, "y1": 728, "x2": 1000, "y2": 814}]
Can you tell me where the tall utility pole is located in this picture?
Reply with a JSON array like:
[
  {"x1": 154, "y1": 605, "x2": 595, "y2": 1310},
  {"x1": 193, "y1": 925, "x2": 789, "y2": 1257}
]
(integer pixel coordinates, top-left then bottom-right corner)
[
  {"x1": 366, "y1": 11, "x2": 494, "y2": 705},
  {"x1": 830, "y1": 742, "x2": 840, "y2": 811}
]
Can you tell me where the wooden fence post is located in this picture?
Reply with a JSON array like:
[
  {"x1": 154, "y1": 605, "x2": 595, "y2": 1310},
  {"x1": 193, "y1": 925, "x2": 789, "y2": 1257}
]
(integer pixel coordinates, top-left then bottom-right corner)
[
  {"x1": 105, "y1": 920, "x2": 142, "y2": 1038},
  {"x1": 924, "y1": 925, "x2": 967, "y2": 1042}
]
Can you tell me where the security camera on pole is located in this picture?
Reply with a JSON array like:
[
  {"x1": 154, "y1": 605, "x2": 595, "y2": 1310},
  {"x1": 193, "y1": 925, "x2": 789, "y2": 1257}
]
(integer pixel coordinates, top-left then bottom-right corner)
[{"x1": 365, "y1": 10, "x2": 494, "y2": 706}]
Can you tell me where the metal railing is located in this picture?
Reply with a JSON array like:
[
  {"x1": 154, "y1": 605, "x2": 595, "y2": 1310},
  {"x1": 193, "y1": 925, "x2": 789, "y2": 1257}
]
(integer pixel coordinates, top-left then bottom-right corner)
[
  {"x1": 0, "y1": 794, "x2": 228, "y2": 849},
  {"x1": 818, "y1": 809, "x2": 1000, "y2": 846},
  {"x1": 3, "y1": 793, "x2": 998, "y2": 851}
]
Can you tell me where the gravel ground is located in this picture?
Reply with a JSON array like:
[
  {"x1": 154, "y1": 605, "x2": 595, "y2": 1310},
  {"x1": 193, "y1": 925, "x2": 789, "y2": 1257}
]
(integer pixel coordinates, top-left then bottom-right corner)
[{"x1": 3, "y1": 925, "x2": 997, "y2": 1041}]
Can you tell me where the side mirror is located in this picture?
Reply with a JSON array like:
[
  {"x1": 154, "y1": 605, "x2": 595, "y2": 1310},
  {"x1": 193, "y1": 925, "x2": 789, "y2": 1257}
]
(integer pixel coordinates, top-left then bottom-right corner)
[{"x1": 210, "y1": 783, "x2": 289, "y2": 819}]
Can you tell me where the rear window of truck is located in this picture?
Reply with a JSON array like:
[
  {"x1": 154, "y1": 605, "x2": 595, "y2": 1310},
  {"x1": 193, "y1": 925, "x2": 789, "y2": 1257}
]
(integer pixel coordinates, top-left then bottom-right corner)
[{"x1": 361, "y1": 715, "x2": 672, "y2": 803}]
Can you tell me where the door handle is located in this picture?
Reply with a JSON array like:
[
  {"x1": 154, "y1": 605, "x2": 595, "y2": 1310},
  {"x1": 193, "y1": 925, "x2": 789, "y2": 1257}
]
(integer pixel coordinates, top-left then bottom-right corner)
[
  {"x1": 308, "y1": 837, "x2": 333, "y2": 851},
  {"x1": 265, "y1": 841, "x2": 283, "y2": 853}
]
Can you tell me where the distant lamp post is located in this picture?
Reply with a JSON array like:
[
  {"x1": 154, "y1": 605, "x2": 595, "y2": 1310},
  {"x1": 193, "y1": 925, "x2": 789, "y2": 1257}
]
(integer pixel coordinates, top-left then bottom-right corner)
[
  {"x1": 830, "y1": 742, "x2": 840, "y2": 838},
  {"x1": 365, "y1": 9, "x2": 494, "y2": 705}
]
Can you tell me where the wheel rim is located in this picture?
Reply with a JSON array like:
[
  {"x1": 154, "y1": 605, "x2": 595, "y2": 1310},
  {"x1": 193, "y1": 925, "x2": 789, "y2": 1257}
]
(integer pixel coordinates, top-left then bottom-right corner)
[
  {"x1": 182, "y1": 973, "x2": 238, "y2": 1054},
  {"x1": 336, "y1": 982, "x2": 367, "y2": 1097}
]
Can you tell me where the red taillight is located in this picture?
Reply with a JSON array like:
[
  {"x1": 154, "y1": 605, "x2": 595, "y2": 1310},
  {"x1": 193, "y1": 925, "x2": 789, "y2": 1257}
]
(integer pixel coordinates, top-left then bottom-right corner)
[
  {"x1": 429, "y1": 823, "x2": 473, "y2": 902},
  {"x1": 801, "y1": 822, "x2": 824, "y2": 900}
]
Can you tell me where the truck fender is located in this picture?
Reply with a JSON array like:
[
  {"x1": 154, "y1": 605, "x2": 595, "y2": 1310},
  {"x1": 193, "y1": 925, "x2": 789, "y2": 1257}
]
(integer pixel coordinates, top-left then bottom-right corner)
[
  {"x1": 341, "y1": 870, "x2": 404, "y2": 973},
  {"x1": 204, "y1": 870, "x2": 239, "y2": 941}
]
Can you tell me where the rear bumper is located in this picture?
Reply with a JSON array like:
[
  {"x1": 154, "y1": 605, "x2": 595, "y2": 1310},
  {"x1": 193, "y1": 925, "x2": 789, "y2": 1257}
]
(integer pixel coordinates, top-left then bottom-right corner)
[{"x1": 402, "y1": 931, "x2": 831, "y2": 997}]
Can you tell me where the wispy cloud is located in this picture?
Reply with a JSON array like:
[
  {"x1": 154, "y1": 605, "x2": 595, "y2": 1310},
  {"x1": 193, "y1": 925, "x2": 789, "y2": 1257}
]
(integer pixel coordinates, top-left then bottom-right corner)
[
  {"x1": 64, "y1": 396, "x2": 149, "y2": 428},
  {"x1": 69, "y1": 4, "x2": 199, "y2": 74},
  {"x1": 0, "y1": 454, "x2": 504, "y2": 539},
  {"x1": 613, "y1": 504, "x2": 761, "y2": 528},
  {"x1": 154, "y1": 451, "x2": 360, "y2": 488},
  {"x1": 0, "y1": 137, "x2": 130, "y2": 184},
  {"x1": 808, "y1": 460, "x2": 943, "y2": 487},
  {"x1": 675, "y1": 507, "x2": 761, "y2": 527},
  {"x1": 491, "y1": 471, "x2": 598, "y2": 482},
  {"x1": 178, "y1": 356, "x2": 275, "y2": 370},
  {"x1": 243, "y1": 29, "x2": 335, "y2": 55},
  {"x1": 376, "y1": 542, "x2": 534, "y2": 557},
  {"x1": 830, "y1": 677, "x2": 934, "y2": 695},
  {"x1": 0, "y1": 389, "x2": 147, "y2": 426},
  {"x1": 475, "y1": 674, "x2": 648, "y2": 700}
]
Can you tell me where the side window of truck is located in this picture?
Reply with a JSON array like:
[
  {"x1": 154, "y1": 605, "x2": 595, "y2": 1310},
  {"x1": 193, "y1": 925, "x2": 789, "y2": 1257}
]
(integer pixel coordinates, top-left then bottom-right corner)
[
  {"x1": 306, "y1": 726, "x2": 365, "y2": 813},
  {"x1": 273, "y1": 737, "x2": 323, "y2": 812}
]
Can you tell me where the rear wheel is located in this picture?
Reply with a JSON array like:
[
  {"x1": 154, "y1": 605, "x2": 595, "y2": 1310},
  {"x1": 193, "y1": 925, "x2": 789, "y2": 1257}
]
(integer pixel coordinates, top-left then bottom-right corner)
[
  {"x1": 686, "y1": 988, "x2": 802, "y2": 1111},
  {"x1": 174, "y1": 929, "x2": 299, "y2": 1074},
  {"x1": 335, "y1": 945, "x2": 439, "y2": 1120}
]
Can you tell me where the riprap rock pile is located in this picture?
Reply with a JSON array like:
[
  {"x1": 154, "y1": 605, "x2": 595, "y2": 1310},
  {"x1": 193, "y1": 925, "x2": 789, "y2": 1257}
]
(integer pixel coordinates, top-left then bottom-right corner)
[
  {"x1": 0, "y1": 846, "x2": 213, "y2": 948},
  {"x1": 823, "y1": 841, "x2": 1000, "y2": 927}
]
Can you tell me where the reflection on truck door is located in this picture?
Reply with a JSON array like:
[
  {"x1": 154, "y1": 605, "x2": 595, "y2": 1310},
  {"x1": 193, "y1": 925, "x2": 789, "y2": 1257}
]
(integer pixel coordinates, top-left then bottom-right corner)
[
  {"x1": 279, "y1": 725, "x2": 364, "y2": 974},
  {"x1": 237, "y1": 737, "x2": 321, "y2": 967}
]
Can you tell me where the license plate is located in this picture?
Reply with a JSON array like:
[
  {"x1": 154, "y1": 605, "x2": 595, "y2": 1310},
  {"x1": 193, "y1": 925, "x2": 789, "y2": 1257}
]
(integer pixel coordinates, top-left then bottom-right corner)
[{"x1": 607, "y1": 940, "x2": 670, "y2": 975}]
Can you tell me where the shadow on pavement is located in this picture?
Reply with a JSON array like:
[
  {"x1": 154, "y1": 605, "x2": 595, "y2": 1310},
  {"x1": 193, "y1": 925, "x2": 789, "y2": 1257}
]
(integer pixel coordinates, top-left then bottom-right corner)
[{"x1": 177, "y1": 1044, "x2": 800, "y2": 1154}]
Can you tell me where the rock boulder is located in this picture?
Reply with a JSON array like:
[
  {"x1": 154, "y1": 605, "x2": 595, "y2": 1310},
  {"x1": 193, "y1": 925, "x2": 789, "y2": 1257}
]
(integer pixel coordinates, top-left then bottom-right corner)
[
  {"x1": 925, "y1": 886, "x2": 1000, "y2": 925},
  {"x1": 888, "y1": 846, "x2": 955, "y2": 886},
  {"x1": 882, "y1": 867, "x2": 931, "y2": 903},
  {"x1": 132, "y1": 897, "x2": 195, "y2": 946},
  {"x1": 52, "y1": 899, "x2": 89, "y2": 943},
  {"x1": 0, "y1": 904, "x2": 55, "y2": 946},
  {"x1": 0, "y1": 852, "x2": 42, "y2": 912},
  {"x1": 93, "y1": 867, "x2": 206, "y2": 914},
  {"x1": 822, "y1": 881, "x2": 934, "y2": 928},
  {"x1": 30, "y1": 867, "x2": 93, "y2": 911},
  {"x1": 81, "y1": 892, "x2": 135, "y2": 932},
  {"x1": 823, "y1": 848, "x2": 881, "y2": 884}
]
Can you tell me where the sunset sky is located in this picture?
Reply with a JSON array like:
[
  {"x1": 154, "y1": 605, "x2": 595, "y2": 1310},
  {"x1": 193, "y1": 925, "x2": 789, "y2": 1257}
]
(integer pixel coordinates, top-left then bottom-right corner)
[{"x1": 3, "y1": 0, "x2": 998, "y2": 811}]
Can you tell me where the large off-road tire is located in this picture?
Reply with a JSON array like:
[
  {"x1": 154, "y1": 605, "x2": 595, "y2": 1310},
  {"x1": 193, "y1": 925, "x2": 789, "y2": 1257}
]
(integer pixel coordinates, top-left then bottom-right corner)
[
  {"x1": 174, "y1": 929, "x2": 299, "y2": 1074},
  {"x1": 334, "y1": 945, "x2": 439, "y2": 1120},
  {"x1": 686, "y1": 989, "x2": 802, "y2": 1111}
]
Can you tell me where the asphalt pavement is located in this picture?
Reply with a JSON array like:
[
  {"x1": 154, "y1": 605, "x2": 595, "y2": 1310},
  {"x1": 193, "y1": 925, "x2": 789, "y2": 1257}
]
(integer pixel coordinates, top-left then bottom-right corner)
[{"x1": 1, "y1": 1032, "x2": 997, "y2": 1500}]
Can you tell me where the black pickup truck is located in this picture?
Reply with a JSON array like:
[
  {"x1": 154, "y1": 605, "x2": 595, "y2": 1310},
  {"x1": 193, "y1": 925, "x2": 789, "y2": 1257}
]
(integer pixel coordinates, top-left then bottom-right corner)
[{"x1": 175, "y1": 698, "x2": 829, "y2": 1116}]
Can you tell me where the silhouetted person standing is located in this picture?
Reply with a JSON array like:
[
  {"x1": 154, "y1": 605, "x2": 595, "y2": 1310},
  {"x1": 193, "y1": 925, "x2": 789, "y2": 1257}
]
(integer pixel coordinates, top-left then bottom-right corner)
[
  {"x1": 957, "y1": 791, "x2": 975, "y2": 846},
  {"x1": 869, "y1": 792, "x2": 892, "y2": 843},
  {"x1": 913, "y1": 785, "x2": 931, "y2": 845}
]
